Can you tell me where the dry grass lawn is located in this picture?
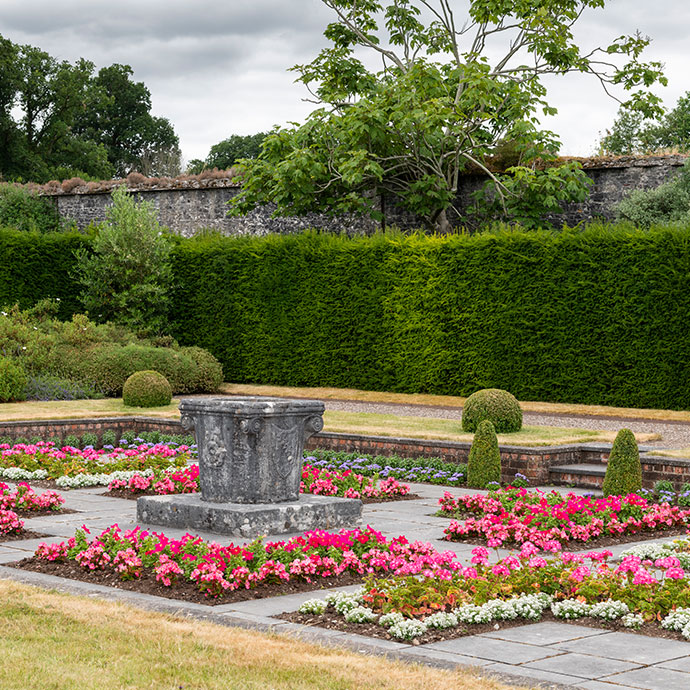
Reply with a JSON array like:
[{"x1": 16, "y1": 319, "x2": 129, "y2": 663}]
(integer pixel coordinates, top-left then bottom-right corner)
[
  {"x1": 0, "y1": 398, "x2": 181, "y2": 422},
  {"x1": 222, "y1": 383, "x2": 690, "y2": 423},
  {"x1": 0, "y1": 580, "x2": 532, "y2": 690},
  {"x1": 323, "y1": 411, "x2": 660, "y2": 446},
  {"x1": 0, "y1": 398, "x2": 661, "y2": 447}
]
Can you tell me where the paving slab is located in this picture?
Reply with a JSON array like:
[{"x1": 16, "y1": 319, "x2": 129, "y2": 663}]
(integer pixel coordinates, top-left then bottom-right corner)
[
  {"x1": 222, "y1": 584, "x2": 362, "y2": 616},
  {"x1": 482, "y1": 622, "x2": 609, "y2": 646},
  {"x1": 482, "y1": 661, "x2": 587, "y2": 687},
  {"x1": 523, "y1": 652, "x2": 641, "y2": 680},
  {"x1": 551, "y1": 632, "x2": 690, "y2": 665},
  {"x1": 391, "y1": 646, "x2": 492, "y2": 669},
  {"x1": 605, "y1": 665, "x2": 690, "y2": 690},
  {"x1": 424, "y1": 635, "x2": 566, "y2": 664},
  {"x1": 656, "y1": 656, "x2": 690, "y2": 672},
  {"x1": 576, "y1": 681, "x2": 643, "y2": 690}
]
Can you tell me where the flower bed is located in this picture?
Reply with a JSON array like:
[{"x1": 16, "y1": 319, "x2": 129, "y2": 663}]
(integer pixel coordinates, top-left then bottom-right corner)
[
  {"x1": 440, "y1": 487, "x2": 690, "y2": 550},
  {"x1": 281, "y1": 543, "x2": 690, "y2": 643},
  {"x1": 18, "y1": 525, "x2": 466, "y2": 605},
  {"x1": 0, "y1": 482, "x2": 65, "y2": 541},
  {"x1": 0, "y1": 441, "x2": 191, "y2": 488},
  {"x1": 106, "y1": 464, "x2": 413, "y2": 502},
  {"x1": 306, "y1": 451, "x2": 467, "y2": 486}
]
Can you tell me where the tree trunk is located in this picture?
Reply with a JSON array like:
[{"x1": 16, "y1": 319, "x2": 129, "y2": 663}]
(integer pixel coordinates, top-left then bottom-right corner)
[{"x1": 434, "y1": 208, "x2": 452, "y2": 234}]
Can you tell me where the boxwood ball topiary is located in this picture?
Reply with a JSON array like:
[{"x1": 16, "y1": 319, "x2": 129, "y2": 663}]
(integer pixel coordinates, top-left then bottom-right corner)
[
  {"x1": 461, "y1": 388, "x2": 522, "y2": 433},
  {"x1": 122, "y1": 370, "x2": 172, "y2": 408}
]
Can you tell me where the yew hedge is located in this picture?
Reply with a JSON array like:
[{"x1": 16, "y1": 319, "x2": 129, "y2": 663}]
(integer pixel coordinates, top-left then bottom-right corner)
[
  {"x1": 3, "y1": 224, "x2": 690, "y2": 409},
  {"x1": 169, "y1": 225, "x2": 690, "y2": 409}
]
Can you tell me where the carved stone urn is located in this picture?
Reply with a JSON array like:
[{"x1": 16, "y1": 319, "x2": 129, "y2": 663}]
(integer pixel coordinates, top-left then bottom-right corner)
[{"x1": 179, "y1": 397, "x2": 325, "y2": 504}]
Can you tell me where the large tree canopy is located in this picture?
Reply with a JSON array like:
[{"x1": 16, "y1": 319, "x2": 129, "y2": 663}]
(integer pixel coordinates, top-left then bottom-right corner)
[
  {"x1": 601, "y1": 92, "x2": 690, "y2": 155},
  {"x1": 73, "y1": 64, "x2": 181, "y2": 178},
  {"x1": 0, "y1": 35, "x2": 180, "y2": 183},
  {"x1": 187, "y1": 133, "x2": 266, "y2": 174},
  {"x1": 230, "y1": 0, "x2": 665, "y2": 231}
]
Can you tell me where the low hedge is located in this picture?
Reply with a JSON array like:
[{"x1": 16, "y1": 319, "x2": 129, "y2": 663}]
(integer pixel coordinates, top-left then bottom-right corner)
[{"x1": 59, "y1": 343, "x2": 221, "y2": 397}]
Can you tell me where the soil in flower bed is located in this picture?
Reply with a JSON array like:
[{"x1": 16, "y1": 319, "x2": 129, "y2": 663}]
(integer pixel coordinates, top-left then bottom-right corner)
[
  {"x1": 104, "y1": 489, "x2": 422, "y2": 504},
  {"x1": 1, "y1": 530, "x2": 50, "y2": 543},
  {"x1": 11, "y1": 558, "x2": 369, "y2": 606},
  {"x1": 278, "y1": 609, "x2": 689, "y2": 645},
  {"x1": 15, "y1": 507, "x2": 78, "y2": 518}
]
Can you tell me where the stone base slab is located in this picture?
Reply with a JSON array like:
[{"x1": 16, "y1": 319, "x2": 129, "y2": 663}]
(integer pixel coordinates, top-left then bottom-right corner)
[{"x1": 136, "y1": 493, "x2": 363, "y2": 539}]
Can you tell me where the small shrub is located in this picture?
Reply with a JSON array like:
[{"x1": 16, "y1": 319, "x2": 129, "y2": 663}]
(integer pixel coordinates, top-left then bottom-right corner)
[
  {"x1": 654, "y1": 479, "x2": 675, "y2": 494},
  {"x1": 122, "y1": 370, "x2": 173, "y2": 408},
  {"x1": 602, "y1": 428, "x2": 642, "y2": 497},
  {"x1": 120, "y1": 430, "x2": 136, "y2": 445},
  {"x1": 179, "y1": 346, "x2": 224, "y2": 392},
  {"x1": 467, "y1": 420, "x2": 502, "y2": 489},
  {"x1": 24, "y1": 374, "x2": 103, "y2": 401},
  {"x1": 81, "y1": 432, "x2": 98, "y2": 448},
  {"x1": 0, "y1": 184, "x2": 62, "y2": 232},
  {"x1": 616, "y1": 160, "x2": 690, "y2": 227},
  {"x1": 73, "y1": 343, "x2": 205, "y2": 396},
  {"x1": 0, "y1": 356, "x2": 27, "y2": 402},
  {"x1": 101, "y1": 430, "x2": 117, "y2": 447},
  {"x1": 63, "y1": 434, "x2": 80, "y2": 448},
  {"x1": 462, "y1": 388, "x2": 522, "y2": 433}
]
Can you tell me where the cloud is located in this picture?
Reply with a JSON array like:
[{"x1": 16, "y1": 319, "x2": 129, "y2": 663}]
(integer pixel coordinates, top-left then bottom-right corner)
[{"x1": 0, "y1": 1, "x2": 685, "y2": 160}]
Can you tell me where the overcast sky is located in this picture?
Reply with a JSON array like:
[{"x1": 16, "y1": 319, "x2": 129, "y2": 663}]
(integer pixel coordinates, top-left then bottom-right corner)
[{"x1": 1, "y1": 1, "x2": 687, "y2": 165}]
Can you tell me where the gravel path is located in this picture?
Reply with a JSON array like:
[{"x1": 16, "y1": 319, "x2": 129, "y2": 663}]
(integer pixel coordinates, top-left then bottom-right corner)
[{"x1": 323, "y1": 399, "x2": 690, "y2": 450}]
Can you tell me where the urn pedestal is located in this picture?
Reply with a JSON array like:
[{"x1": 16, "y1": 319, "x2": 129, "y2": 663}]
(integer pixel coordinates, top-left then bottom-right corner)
[{"x1": 137, "y1": 397, "x2": 362, "y2": 538}]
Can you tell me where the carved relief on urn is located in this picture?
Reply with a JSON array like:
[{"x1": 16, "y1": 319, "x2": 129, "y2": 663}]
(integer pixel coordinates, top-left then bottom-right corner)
[{"x1": 178, "y1": 397, "x2": 325, "y2": 504}]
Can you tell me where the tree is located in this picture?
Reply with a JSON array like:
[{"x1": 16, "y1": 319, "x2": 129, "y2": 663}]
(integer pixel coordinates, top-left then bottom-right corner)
[
  {"x1": 0, "y1": 36, "x2": 113, "y2": 182},
  {"x1": 73, "y1": 64, "x2": 181, "y2": 177},
  {"x1": 229, "y1": 0, "x2": 665, "y2": 232},
  {"x1": 74, "y1": 186, "x2": 173, "y2": 335},
  {"x1": 187, "y1": 133, "x2": 266, "y2": 174},
  {"x1": 0, "y1": 36, "x2": 179, "y2": 183},
  {"x1": 601, "y1": 92, "x2": 690, "y2": 155}
]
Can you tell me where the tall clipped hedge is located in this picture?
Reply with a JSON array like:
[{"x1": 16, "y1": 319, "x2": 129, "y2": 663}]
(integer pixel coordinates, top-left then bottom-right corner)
[
  {"x1": 169, "y1": 226, "x2": 690, "y2": 410},
  {"x1": 3, "y1": 223, "x2": 690, "y2": 409},
  {"x1": 0, "y1": 227, "x2": 86, "y2": 318}
]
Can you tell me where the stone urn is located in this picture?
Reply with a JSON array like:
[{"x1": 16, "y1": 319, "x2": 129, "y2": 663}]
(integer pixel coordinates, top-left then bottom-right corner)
[{"x1": 179, "y1": 397, "x2": 325, "y2": 504}]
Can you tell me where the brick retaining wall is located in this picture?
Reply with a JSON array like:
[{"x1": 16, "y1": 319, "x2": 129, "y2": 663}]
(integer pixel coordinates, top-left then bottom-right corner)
[{"x1": 3, "y1": 419, "x2": 687, "y2": 488}]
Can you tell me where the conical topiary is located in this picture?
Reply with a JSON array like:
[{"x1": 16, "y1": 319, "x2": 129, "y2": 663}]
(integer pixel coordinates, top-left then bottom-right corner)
[
  {"x1": 602, "y1": 428, "x2": 642, "y2": 497},
  {"x1": 467, "y1": 420, "x2": 502, "y2": 489}
]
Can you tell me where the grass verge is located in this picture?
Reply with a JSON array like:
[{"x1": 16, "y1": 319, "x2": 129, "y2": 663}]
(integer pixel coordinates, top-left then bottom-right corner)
[
  {"x1": 0, "y1": 400, "x2": 660, "y2": 446},
  {"x1": 0, "y1": 398, "x2": 181, "y2": 422},
  {"x1": 222, "y1": 383, "x2": 690, "y2": 423},
  {"x1": 322, "y1": 411, "x2": 660, "y2": 445},
  {"x1": 0, "y1": 580, "x2": 528, "y2": 690}
]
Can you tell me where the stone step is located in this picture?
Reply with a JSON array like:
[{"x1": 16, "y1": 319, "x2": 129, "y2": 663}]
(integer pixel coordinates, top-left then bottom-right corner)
[{"x1": 548, "y1": 463, "x2": 606, "y2": 489}]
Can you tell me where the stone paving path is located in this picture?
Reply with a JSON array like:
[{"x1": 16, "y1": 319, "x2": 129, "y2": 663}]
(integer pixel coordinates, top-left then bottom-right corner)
[{"x1": 1, "y1": 482, "x2": 688, "y2": 690}]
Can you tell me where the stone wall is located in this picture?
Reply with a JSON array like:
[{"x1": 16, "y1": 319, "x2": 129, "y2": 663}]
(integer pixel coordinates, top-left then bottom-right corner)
[{"x1": 46, "y1": 155, "x2": 688, "y2": 236}]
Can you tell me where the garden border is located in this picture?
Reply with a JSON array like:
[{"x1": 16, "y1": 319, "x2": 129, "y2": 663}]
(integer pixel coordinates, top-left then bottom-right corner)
[{"x1": 2, "y1": 417, "x2": 690, "y2": 489}]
